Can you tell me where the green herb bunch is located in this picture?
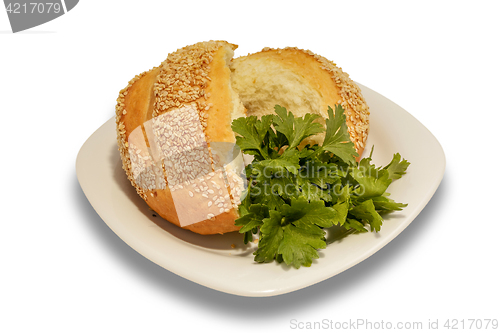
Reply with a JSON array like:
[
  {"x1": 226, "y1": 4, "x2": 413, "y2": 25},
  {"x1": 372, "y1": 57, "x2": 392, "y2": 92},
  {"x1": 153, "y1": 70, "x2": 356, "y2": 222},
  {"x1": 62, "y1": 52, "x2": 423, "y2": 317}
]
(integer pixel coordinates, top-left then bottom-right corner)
[{"x1": 231, "y1": 105, "x2": 410, "y2": 268}]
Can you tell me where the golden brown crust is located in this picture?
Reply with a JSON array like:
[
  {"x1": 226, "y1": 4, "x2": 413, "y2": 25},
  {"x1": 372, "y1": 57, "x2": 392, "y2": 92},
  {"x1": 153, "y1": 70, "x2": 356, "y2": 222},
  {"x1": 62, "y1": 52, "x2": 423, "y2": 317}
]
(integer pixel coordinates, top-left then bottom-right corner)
[
  {"x1": 142, "y1": 181, "x2": 240, "y2": 235},
  {"x1": 116, "y1": 68, "x2": 158, "y2": 202}
]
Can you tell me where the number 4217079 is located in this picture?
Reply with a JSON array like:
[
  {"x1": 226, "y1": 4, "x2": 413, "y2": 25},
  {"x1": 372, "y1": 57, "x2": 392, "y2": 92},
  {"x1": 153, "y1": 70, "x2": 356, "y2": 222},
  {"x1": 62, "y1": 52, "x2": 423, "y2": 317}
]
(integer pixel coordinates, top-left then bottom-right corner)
[
  {"x1": 444, "y1": 319, "x2": 498, "y2": 330},
  {"x1": 5, "y1": 2, "x2": 62, "y2": 14}
]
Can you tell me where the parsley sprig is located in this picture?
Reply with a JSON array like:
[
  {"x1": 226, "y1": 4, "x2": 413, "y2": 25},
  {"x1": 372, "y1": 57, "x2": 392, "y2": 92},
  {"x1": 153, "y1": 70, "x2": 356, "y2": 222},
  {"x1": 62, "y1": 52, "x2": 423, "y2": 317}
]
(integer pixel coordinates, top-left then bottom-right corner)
[{"x1": 232, "y1": 105, "x2": 409, "y2": 268}]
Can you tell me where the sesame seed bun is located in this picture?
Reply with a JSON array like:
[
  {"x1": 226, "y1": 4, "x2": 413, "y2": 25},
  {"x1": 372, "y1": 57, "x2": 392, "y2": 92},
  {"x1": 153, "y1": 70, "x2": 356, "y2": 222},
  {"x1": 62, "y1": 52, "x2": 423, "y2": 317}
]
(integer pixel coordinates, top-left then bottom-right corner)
[{"x1": 115, "y1": 40, "x2": 369, "y2": 235}]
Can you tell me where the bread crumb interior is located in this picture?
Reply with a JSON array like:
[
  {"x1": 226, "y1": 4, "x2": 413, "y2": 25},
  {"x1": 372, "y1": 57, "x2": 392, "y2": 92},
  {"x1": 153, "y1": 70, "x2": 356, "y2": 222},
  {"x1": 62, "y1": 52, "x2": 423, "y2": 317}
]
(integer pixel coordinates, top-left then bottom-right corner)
[
  {"x1": 228, "y1": 54, "x2": 326, "y2": 145},
  {"x1": 230, "y1": 57, "x2": 323, "y2": 118}
]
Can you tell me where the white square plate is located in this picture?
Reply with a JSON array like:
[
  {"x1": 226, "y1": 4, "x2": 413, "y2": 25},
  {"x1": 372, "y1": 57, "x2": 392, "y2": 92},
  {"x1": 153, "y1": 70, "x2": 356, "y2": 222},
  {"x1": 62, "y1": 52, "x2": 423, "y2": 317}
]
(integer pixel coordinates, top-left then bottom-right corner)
[{"x1": 76, "y1": 83, "x2": 445, "y2": 297}]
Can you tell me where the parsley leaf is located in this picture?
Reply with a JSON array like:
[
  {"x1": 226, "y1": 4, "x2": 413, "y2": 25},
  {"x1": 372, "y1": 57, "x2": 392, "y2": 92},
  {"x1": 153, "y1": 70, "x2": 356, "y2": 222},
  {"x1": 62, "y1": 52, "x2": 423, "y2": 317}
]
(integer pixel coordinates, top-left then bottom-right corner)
[
  {"x1": 282, "y1": 198, "x2": 337, "y2": 229},
  {"x1": 350, "y1": 162, "x2": 392, "y2": 200},
  {"x1": 278, "y1": 224, "x2": 325, "y2": 268},
  {"x1": 253, "y1": 198, "x2": 335, "y2": 267},
  {"x1": 344, "y1": 218, "x2": 369, "y2": 233},
  {"x1": 254, "y1": 211, "x2": 285, "y2": 263},
  {"x1": 350, "y1": 199, "x2": 383, "y2": 232},
  {"x1": 235, "y1": 204, "x2": 269, "y2": 233},
  {"x1": 273, "y1": 105, "x2": 324, "y2": 149},
  {"x1": 231, "y1": 115, "x2": 274, "y2": 159},
  {"x1": 372, "y1": 194, "x2": 408, "y2": 212},
  {"x1": 320, "y1": 105, "x2": 359, "y2": 165},
  {"x1": 384, "y1": 153, "x2": 411, "y2": 181},
  {"x1": 248, "y1": 154, "x2": 300, "y2": 201}
]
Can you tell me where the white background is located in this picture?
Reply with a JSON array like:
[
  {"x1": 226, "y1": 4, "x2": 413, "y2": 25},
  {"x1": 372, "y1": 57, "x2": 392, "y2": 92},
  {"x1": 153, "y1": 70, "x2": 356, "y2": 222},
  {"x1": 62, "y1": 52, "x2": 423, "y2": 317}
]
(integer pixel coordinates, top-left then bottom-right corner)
[{"x1": 1, "y1": 1, "x2": 499, "y2": 332}]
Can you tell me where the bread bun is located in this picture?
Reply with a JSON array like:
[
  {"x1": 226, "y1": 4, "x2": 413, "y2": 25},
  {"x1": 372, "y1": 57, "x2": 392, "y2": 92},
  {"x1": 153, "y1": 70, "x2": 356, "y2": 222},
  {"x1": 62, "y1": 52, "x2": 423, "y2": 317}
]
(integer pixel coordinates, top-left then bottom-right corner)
[{"x1": 115, "y1": 40, "x2": 369, "y2": 235}]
